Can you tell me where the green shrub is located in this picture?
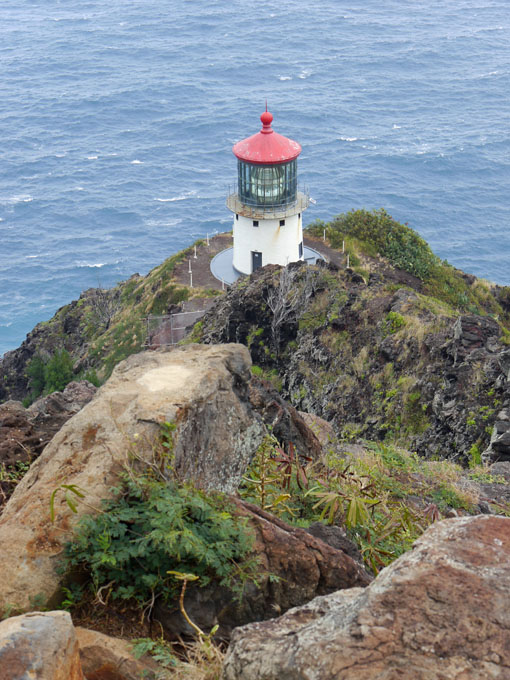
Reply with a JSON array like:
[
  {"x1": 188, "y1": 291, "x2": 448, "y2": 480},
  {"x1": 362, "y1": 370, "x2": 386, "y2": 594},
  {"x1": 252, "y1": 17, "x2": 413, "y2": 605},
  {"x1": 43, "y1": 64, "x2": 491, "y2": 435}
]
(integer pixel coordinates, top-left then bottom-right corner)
[
  {"x1": 309, "y1": 209, "x2": 437, "y2": 280},
  {"x1": 26, "y1": 349, "x2": 75, "y2": 402},
  {"x1": 468, "y1": 443, "x2": 482, "y2": 468},
  {"x1": 381, "y1": 311, "x2": 406, "y2": 336},
  {"x1": 80, "y1": 368, "x2": 101, "y2": 387},
  {"x1": 62, "y1": 475, "x2": 257, "y2": 606},
  {"x1": 26, "y1": 354, "x2": 46, "y2": 399},
  {"x1": 44, "y1": 349, "x2": 74, "y2": 393}
]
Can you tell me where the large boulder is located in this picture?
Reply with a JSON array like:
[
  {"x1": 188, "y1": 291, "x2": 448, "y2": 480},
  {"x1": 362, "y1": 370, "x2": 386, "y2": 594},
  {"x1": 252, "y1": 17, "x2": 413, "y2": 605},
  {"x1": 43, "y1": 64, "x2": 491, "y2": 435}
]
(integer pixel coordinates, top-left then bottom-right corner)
[
  {"x1": 0, "y1": 344, "x2": 266, "y2": 612},
  {"x1": 0, "y1": 611, "x2": 83, "y2": 679},
  {"x1": 155, "y1": 500, "x2": 371, "y2": 640},
  {"x1": 223, "y1": 515, "x2": 510, "y2": 680}
]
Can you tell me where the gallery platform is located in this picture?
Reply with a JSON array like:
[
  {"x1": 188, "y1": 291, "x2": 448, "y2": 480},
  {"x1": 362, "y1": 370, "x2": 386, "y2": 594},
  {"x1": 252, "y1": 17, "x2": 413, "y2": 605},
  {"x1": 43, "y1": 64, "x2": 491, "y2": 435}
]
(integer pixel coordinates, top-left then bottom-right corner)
[{"x1": 210, "y1": 246, "x2": 325, "y2": 285}]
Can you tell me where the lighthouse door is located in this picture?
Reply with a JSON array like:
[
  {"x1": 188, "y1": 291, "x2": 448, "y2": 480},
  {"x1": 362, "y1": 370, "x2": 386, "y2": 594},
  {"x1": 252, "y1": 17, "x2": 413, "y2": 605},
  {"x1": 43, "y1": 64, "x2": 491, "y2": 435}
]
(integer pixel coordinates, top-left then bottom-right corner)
[{"x1": 251, "y1": 251, "x2": 262, "y2": 272}]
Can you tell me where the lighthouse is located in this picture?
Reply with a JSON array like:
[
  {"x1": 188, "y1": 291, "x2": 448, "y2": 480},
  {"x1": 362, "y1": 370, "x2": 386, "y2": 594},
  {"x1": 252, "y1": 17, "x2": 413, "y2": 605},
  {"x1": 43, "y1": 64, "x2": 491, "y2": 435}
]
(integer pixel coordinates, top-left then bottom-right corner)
[{"x1": 227, "y1": 110, "x2": 310, "y2": 275}]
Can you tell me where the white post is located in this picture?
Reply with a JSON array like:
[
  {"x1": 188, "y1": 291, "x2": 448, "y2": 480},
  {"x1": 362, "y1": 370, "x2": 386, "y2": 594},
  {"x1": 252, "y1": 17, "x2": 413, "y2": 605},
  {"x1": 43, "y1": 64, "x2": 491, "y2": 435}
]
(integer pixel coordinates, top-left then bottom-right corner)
[
  {"x1": 222, "y1": 278, "x2": 225, "y2": 290},
  {"x1": 194, "y1": 245, "x2": 197, "y2": 259},
  {"x1": 323, "y1": 228, "x2": 326, "y2": 242},
  {"x1": 346, "y1": 254, "x2": 350, "y2": 268},
  {"x1": 188, "y1": 259, "x2": 192, "y2": 273},
  {"x1": 206, "y1": 233, "x2": 209, "y2": 246},
  {"x1": 342, "y1": 240, "x2": 345, "y2": 253},
  {"x1": 189, "y1": 271, "x2": 193, "y2": 288}
]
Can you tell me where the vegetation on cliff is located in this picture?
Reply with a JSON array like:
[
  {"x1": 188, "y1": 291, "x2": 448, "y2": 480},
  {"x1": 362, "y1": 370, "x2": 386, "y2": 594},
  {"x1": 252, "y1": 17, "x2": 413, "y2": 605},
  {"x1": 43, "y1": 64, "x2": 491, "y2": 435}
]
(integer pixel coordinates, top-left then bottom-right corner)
[
  {"x1": 194, "y1": 212, "x2": 510, "y2": 466},
  {"x1": 307, "y1": 209, "x2": 510, "y2": 320},
  {"x1": 0, "y1": 241, "x2": 220, "y2": 404}
]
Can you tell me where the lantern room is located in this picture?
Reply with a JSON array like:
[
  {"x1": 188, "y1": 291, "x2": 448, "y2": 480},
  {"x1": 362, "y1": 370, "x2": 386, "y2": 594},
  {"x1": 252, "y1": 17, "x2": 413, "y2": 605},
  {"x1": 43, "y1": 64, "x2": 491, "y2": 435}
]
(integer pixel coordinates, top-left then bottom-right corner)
[{"x1": 226, "y1": 110, "x2": 310, "y2": 276}]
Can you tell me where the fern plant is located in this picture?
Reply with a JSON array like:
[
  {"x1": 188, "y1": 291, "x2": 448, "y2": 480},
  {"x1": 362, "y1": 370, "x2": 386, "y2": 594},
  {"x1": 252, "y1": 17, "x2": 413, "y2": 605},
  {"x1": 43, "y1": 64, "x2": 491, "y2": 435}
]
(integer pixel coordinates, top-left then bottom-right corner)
[{"x1": 62, "y1": 474, "x2": 257, "y2": 609}]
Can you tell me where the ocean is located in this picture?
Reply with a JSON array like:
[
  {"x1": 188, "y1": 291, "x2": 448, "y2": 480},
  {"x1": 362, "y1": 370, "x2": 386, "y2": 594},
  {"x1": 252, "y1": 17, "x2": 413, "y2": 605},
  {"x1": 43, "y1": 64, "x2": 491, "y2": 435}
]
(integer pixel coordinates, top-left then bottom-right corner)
[{"x1": 1, "y1": 0, "x2": 509, "y2": 356}]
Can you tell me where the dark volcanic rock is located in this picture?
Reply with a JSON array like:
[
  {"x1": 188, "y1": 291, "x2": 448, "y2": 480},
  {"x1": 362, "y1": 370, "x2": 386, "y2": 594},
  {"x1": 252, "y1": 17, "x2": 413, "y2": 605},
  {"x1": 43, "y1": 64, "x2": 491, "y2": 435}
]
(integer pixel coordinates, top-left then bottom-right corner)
[
  {"x1": 249, "y1": 378, "x2": 322, "y2": 459},
  {"x1": 0, "y1": 381, "x2": 97, "y2": 469},
  {"x1": 0, "y1": 381, "x2": 97, "y2": 510},
  {"x1": 199, "y1": 266, "x2": 510, "y2": 465},
  {"x1": 305, "y1": 521, "x2": 365, "y2": 568}
]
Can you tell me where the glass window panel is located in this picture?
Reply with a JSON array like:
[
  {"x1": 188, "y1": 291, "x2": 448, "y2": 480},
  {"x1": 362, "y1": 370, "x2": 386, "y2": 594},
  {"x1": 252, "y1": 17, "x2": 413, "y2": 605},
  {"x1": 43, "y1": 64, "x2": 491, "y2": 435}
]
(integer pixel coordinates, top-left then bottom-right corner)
[{"x1": 237, "y1": 160, "x2": 297, "y2": 208}]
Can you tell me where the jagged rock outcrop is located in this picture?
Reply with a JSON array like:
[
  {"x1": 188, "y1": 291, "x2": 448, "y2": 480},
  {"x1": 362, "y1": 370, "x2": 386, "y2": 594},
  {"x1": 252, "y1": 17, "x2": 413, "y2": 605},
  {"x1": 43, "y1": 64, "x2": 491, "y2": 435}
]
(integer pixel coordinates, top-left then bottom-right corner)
[
  {"x1": 0, "y1": 381, "x2": 97, "y2": 511},
  {"x1": 198, "y1": 264, "x2": 510, "y2": 464},
  {"x1": 249, "y1": 379, "x2": 322, "y2": 459},
  {"x1": 223, "y1": 515, "x2": 510, "y2": 680},
  {"x1": 0, "y1": 611, "x2": 83, "y2": 680},
  {"x1": 483, "y1": 406, "x2": 510, "y2": 463},
  {"x1": 0, "y1": 344, "x2": 269, "y2": 611},
  {"x1": 0, "y1": 287, "x2": 115, "y2": 403},
  {"x1": 156, "y1": 499, "x2": 371, "y2": 640}
]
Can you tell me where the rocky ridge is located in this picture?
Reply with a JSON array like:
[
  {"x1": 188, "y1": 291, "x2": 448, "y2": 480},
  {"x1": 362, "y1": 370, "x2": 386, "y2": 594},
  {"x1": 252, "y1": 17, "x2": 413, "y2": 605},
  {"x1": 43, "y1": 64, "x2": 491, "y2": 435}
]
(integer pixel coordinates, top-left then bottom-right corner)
[{"x1": 197, "y1": 260, "x2": 510, "y2": 465}]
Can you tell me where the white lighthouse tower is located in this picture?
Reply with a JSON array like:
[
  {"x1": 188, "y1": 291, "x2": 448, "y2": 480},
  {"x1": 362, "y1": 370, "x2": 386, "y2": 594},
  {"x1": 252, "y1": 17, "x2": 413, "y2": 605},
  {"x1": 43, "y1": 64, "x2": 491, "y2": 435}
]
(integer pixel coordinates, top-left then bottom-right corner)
[{"x1": 227, "y1": 110, "x2": 310, "y2": 275}]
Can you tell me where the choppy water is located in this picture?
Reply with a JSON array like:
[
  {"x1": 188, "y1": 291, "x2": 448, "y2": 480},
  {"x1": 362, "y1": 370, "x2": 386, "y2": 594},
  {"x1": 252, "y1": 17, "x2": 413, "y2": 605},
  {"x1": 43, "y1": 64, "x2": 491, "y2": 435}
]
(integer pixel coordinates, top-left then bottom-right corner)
[{"x1": 1, "y1": 0, "x2": 509, "y2": 355}]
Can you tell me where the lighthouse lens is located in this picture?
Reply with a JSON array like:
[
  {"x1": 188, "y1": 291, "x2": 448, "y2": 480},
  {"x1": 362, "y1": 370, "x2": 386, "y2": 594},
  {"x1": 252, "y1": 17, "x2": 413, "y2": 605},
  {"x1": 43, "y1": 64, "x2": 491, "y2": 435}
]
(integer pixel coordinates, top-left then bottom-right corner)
[{"x1": 238, "y1": 160, "x2": 297, "y2": 208}]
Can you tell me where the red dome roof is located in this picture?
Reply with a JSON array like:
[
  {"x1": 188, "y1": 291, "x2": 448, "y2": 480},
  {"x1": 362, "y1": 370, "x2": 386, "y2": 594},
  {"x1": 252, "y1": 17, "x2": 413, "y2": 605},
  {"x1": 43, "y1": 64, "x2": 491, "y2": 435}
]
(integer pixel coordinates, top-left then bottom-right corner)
[{"x1": 232, "y1": 111, "x2": 302, "y2": 165}]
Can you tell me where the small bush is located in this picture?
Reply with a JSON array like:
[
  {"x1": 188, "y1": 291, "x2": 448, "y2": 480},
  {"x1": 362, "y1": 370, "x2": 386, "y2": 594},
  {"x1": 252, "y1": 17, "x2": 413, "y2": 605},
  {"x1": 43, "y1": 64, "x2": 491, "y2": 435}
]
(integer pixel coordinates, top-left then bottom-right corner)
[
  {"x1": 62, "y1": 474, "x2": 257, "y2": 607},
  {"x1": 26, "y1": 354, "x2": 46, "y2": 398},
  {"x1": 381, "y1": 311, "x2": 406, "y2": 336},
  {"x1": 26, "y1": 349, "x2": 75, "y2": 402}
]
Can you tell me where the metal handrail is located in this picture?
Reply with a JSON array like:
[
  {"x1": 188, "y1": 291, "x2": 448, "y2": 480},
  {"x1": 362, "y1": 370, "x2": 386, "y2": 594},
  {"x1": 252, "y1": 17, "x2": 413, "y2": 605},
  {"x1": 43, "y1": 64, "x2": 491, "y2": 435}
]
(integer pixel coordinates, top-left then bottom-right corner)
[{"x1": 226, "y1": 186, "x2": 310, "y2": 219}]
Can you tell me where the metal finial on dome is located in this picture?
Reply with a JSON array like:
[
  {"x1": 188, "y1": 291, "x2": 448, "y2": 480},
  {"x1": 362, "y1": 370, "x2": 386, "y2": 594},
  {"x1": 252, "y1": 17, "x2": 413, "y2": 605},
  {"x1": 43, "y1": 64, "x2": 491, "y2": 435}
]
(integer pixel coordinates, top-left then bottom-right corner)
[{"x1": 260, "y1": 109, "x2": 273, "y2": 133}]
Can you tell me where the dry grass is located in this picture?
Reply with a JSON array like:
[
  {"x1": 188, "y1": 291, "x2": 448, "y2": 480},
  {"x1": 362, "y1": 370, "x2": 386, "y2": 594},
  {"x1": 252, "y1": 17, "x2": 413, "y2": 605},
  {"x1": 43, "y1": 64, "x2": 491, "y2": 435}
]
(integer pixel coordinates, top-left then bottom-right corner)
[
  {"x1": 169, "y1": 640, "x2": 225, "y2": 680},
  {"x1": 352, "y1": 346, "x2": 370, "y2": 379}
]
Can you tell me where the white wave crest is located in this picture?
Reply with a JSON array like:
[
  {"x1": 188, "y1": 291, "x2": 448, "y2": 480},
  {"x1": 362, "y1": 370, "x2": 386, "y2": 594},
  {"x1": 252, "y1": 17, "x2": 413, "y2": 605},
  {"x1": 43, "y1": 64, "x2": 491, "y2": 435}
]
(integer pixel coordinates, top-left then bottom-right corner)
[
  {"x1": 76, "y1": 262, "x2": 107, "y2": 268},
  {"x1": 279, "y1": 76, "x2": 292, "y2": 81},
  {"x1": 0, "y1": 195, "x2": 33, "y2": 206},
  {"x1": 154, "y1": 191, "x2": 196, "y2": 203},
  {"x1": 131, "y1": 160, "x2": 143, "y2": 164},
  {"x1": 339, "y1": 136, "x2": 358, "y2": 142},
  {"x1": 87, "y1": 155, "x2": 98, "y2": 160}
]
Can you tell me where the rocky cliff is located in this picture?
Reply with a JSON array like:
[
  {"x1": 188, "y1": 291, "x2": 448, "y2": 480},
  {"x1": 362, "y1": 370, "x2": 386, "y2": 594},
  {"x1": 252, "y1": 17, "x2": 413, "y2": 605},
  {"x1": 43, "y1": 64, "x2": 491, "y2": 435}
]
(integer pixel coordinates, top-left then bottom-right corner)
[
  {"x1": 4, "y1": 215, "x2": 510, "y2": 467},
  {"x1": 196, "y1": 256, "x2": 510, "y2": 465}
]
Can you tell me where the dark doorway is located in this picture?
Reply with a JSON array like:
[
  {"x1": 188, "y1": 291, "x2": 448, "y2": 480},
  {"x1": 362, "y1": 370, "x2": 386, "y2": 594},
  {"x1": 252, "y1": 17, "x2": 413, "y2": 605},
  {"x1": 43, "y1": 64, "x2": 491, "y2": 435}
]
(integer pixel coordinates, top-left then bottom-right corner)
[{"x1": 251, "y1": 251, "x2": 262, "y2": 272}]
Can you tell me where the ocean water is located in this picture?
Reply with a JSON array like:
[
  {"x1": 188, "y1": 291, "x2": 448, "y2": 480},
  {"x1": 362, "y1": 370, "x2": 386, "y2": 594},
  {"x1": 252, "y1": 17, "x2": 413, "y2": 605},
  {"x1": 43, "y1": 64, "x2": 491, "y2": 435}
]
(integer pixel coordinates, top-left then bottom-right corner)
[{"x1": 1, "y1": 0, "x2": 509, "y2": 356}]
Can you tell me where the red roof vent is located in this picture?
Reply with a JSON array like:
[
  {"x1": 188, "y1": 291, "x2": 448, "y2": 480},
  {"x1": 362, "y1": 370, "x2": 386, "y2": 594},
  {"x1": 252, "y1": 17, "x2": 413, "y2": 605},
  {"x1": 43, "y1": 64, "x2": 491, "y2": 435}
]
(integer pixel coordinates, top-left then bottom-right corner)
[{"x1": 232, "y1": 110, "x2": 302, "y2": 165}]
